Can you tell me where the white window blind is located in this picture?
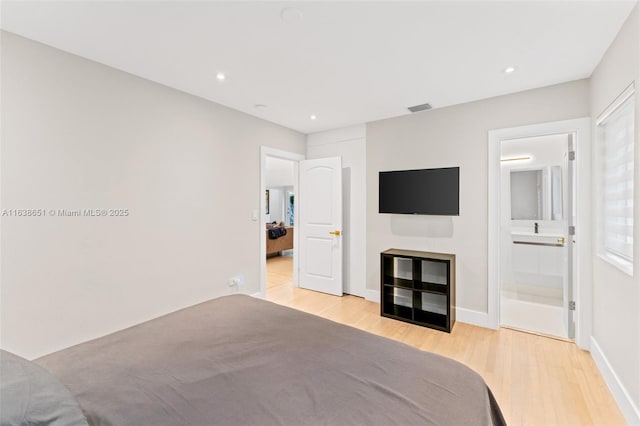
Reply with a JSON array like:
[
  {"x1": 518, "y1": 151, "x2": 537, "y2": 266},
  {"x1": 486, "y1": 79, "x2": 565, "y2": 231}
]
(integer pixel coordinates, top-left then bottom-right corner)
[{"x1": 598, "y1": 85, "x2": 635, "y2": 265}]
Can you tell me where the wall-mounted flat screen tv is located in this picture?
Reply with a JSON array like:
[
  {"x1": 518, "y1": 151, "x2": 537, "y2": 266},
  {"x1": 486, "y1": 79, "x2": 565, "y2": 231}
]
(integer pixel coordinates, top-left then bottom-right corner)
[{"x1": 379, "y1": 167, "x2": 459, "y2": 215}]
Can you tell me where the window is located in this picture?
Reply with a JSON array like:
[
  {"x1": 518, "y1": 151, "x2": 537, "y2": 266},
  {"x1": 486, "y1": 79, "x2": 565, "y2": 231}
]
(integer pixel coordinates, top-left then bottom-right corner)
[{"x1": 597, "y1": 83, "x2": 635, "y2": 272}]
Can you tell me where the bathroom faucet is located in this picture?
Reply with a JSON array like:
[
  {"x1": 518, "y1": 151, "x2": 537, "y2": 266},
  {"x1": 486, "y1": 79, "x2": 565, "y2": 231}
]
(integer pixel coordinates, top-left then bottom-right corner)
[{"x1": 534, "y1": 222, "x2": 539, "y2": 234}]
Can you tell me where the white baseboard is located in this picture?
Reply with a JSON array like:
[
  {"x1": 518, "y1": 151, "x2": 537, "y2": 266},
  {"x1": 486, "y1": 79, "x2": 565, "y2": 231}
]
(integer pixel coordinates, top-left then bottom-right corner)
[
  {"x1": 365, "y1": 289, "x2": 380, "y2": 303},
  {"x1": 250, "y1": 292, "x2": 264, "y2": 299},
  {"x1": 363, "y1": 290, "x2": 491, "y2": 330},
  {"x1": 591, "y1": 337, "x2": 640, "y2": 425},
  {"x1": 456, "y1": 307, "x2": 491, "y2": 329}
]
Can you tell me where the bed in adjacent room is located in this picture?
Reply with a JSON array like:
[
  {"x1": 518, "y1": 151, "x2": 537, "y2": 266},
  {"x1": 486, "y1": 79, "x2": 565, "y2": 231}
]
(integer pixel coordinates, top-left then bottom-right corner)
[{"x1": 3, "y1": 295, "x2": 505, "y2": 426}]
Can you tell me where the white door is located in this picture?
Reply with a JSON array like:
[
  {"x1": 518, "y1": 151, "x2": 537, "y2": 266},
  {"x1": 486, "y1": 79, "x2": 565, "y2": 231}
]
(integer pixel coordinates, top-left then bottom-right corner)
[
  {"x1": 565, "y1": 133, "x2": 576, "y2": 339},
  {"x1": 299, "y1": 157, "x2": 343, "y2": 296}
]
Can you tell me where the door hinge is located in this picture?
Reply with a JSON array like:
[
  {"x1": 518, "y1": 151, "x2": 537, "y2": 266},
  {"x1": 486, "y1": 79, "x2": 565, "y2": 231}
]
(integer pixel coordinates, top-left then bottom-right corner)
[
  {"x1": 568, "y1": 151, "x2": 576, "y2": 161},
  {"x1": 569, "y1": 226, "x2": 576, "y2": 236},
  {"x1": 569, "y1": 301, "x2": 576, "y2": 311}
]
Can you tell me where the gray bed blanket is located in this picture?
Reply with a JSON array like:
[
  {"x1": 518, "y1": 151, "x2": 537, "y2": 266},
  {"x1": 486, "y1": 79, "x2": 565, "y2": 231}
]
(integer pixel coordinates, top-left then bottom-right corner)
[{"x1": 37, "y1": 295, "x2": 506, "y2": 426}]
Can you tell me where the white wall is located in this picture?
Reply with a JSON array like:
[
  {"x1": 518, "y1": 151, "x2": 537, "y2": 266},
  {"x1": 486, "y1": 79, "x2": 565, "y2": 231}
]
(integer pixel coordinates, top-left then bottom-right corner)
[
  {"x1": 501, "y1": 134, "x2": 569, "y2": 230},
  {"x1": 0, "y1": 32, "x2": 306, "y2": 359},
  {"x1": 265, "y1": 157, "x2": 294, "y2": 224},
  {"x1": 266, "y1": 187, "x2": 288, "y2": 224},
  {"x1": 265, "y1": 156, "x2": 295, "y2": 187},
  {"x1": 589, "y1": 4, "x2": 640, "y2": 423},
  {"x1": 366, "y1": 80, "x2": 590, "y2": 317},
  {"x1": 501, "y1": 134, "x2": 570, "y2": 169},
  {"x1": 307, "y1": 125, "x2": 366, "y2": 298}
]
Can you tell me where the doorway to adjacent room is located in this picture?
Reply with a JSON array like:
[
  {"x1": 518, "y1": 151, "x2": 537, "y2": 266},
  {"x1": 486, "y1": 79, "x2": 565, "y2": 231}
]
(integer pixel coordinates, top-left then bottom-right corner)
[
  {"x1": 487, "y1": 118, "x2": 592, "y2": 348},
  {"x1": 260, "y1": 148, "x2": 303, "y2": 298},
  {"x1": 499, "y1": 133, "x2": 574, "y2": 338}
]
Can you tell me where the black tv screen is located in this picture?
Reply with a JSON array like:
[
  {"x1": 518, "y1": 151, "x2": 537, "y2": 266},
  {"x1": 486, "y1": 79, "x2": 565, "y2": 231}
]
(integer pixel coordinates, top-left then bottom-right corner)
[{"x1": 379, "y1": 167, "x2": 459, "y2": 215}]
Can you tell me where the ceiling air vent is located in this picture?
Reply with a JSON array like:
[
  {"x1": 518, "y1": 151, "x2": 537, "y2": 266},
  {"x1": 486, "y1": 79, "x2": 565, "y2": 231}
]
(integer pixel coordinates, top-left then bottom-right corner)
[{"x1": 407, "y1": 103, "x2": 432, "y2": 113}]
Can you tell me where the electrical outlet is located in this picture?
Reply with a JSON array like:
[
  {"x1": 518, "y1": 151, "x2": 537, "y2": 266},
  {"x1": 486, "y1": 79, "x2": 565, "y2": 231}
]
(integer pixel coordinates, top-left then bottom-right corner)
[{"x1": 228, "y1": 275, "x2": 244, "y2": 287}]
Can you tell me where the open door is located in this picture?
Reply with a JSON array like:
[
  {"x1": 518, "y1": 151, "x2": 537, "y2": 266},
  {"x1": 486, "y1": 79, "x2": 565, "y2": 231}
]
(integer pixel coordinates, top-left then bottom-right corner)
[
  {"x1": 299, "y1": 157, "x2": 343, "y2": 296},
  {"x1": 566, "y1": 133, "x2": 576, "y2": 339}
]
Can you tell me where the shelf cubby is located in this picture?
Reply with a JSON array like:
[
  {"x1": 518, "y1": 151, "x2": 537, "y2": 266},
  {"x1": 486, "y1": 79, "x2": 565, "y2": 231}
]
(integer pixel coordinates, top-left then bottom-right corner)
[{"x1": 380, "y1": 249, "x2": 456, "y2": 333}]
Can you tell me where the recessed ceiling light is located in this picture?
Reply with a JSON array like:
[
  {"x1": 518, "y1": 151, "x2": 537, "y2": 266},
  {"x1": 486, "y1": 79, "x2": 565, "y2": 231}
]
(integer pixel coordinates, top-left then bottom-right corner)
[
  {"x1": 310, "y1": 115, "x2": 317, "y2": 120},
  {"x1": 254, "y1": 104, "x2": 268, "y2": 110},
  {"x1": 504, "y1": 66, "x2": 516, "y2": 74},
  {"x1": 216, "y1": 72, "x2": 226, "y2": 81}
]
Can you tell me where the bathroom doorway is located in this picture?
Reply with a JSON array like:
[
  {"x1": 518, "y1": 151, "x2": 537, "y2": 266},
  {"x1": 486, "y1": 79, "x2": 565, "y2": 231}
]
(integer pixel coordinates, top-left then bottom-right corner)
[
  {"x1": 487, "y1": 117, "x2": 592, "y2": 348},
  {"x1": 499, "y1": 133, "x2": 574, "y2": 338}
]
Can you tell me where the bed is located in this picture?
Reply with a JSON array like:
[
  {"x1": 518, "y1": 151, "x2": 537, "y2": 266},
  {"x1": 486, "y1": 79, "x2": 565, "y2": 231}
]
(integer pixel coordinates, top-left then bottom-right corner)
[{"x1": 2, "y1": 295, "x2": 505, "y2": 426}]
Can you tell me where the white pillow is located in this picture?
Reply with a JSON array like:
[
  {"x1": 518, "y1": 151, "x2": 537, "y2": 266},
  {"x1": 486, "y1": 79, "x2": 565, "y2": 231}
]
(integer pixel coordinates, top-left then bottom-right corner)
[{"x1": 0, "y1": 350, "x2": 88, "y2": 426}]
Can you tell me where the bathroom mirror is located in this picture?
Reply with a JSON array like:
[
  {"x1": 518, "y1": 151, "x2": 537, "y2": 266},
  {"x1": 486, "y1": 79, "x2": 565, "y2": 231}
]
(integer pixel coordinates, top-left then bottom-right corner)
[{"x1": 510, "y1": 166, "x2": 563, "y2": 220}]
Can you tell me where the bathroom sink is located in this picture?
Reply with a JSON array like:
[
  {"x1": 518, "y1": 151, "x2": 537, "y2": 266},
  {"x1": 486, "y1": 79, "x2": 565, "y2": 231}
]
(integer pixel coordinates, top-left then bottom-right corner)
[{"x1": 511, "y1": 231, "x2": 565, "y2": 245}]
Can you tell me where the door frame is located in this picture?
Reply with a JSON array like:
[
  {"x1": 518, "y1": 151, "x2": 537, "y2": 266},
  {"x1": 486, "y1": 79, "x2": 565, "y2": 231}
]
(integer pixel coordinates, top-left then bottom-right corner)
[
  {"x1": 259, "y1": 147, "x2": 305, "y2": 299},
  {"x1": 487, "y1": 117, "x2": 592, "y2": 350}
]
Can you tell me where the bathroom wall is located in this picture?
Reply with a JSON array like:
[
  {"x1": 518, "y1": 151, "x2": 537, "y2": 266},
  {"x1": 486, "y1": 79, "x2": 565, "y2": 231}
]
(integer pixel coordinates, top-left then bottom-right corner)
[{"x1": 501, "y1": 134, "x2": 569, "y2": 230}]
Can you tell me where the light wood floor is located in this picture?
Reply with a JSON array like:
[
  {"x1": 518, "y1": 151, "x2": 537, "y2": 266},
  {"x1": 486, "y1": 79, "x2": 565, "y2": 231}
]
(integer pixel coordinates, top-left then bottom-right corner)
[{"x1": 266, "y1": 254, "x2": 626, "y2": 426}]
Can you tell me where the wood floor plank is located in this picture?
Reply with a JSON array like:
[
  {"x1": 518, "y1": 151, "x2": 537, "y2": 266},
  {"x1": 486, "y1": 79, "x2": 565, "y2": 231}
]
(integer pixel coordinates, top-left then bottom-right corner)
[{"x1": 265, "y1": 255, "x2": 626, "y2": 426}]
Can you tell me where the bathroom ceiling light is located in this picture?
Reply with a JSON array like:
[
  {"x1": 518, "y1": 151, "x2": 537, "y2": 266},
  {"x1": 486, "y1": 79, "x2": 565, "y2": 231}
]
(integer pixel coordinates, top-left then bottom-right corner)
[
  {"x1": 216, "y1": 72, "x2": 226, "y2": 81},
  {"x1": 500, "y1": 156, "x2": 531, "y2": 162},
  {"x1": 310, "y1": 114, "x2": 317, "y2": 120},
  {"x1": 504, "y1": 66, "x2": 516, "y2": 74}
]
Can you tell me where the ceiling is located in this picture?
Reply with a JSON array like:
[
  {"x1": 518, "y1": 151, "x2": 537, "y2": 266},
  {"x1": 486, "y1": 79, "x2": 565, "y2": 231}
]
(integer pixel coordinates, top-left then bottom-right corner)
[{"x1": 1, "y1": 1, "x2": 636, "y2": 134}]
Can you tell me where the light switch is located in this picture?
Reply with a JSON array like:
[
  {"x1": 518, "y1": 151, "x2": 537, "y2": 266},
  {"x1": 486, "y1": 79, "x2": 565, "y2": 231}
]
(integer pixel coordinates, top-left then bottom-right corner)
[{"x1": 251, "y1": 209, "x2": 258, "y2": 221}]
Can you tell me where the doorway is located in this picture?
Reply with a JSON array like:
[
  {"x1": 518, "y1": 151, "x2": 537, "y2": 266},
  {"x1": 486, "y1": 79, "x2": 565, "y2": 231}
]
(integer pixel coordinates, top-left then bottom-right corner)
[
  {"x1": 487, "y1": 118, "x2": 592, "y2": 349},
  {"x1": 499, "y1": 133, "x2": 574, "y2": 338},
  {"x1": 259, "y1": 147, "x2": 304, "y2": 299}
]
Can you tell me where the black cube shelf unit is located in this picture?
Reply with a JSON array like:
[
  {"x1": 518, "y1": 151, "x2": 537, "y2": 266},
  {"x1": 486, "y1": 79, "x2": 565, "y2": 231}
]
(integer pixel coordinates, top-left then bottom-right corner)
[{"x1": 381, "y1": 249, "x2": 456, "y2": 333}]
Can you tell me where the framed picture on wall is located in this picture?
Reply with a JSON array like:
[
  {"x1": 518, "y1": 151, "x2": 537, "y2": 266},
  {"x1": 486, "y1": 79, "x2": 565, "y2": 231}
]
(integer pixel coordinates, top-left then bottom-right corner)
[{"x1": 266, "y1": 189, "x2": 270, "y2": 214}]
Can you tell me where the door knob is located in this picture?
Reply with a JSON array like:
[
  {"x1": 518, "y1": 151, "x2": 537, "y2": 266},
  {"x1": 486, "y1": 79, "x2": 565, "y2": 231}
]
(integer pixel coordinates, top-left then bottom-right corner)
[
  {"x1": 557, "y1": 237, "x2": 565, "y2": 244},
  {"x1": 329, "y1": 230, "x2": 341, "y2": 236}
]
